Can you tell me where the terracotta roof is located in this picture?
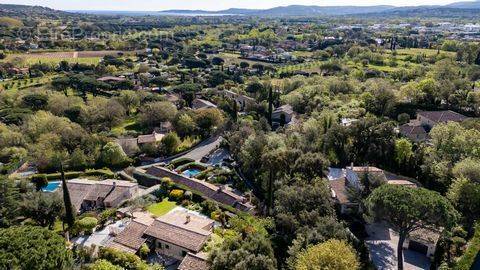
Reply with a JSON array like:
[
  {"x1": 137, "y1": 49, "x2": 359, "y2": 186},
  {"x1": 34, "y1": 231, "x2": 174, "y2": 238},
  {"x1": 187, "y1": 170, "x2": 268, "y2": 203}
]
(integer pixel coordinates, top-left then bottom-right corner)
[
  {"x1": 399, "y1": 124, "x2": 427, "y2": 136},
  {"x1": 144, "y1": 219, "x2": 211, "y2": 252},
  {"x1": 65, "y1": 179, "x2": 97, "y2": 211},
  {"x1": 178, "y1": 253, "x2": 209, "y2": 270},
  {"x1": 417, "y1": 110, "x2": 468, "y2": 124},
  {"x1": 273, "y1": 104, "x2": 293, "y2": 115},
  {"x1": 108, "y1": 221, "x2": 149, "y2": 253},
  {"x1": 409, "y1": 228, "x2": 441, "y2": 244},
  {"x1": 193, "y1": 98, "x2": 217, "y2": 109},
  {"x1": 329, "y1": 178, "x2": 350, "y2": 204},
  {"x1": 157, "y1": 210, "x2": 214, "y2": 233},
  {"x1": 65, "y1": 179, "x2": 138, "y2": 211},
  {"x1": 137, "y1": 132, "x2": 164, "y2": 144}
]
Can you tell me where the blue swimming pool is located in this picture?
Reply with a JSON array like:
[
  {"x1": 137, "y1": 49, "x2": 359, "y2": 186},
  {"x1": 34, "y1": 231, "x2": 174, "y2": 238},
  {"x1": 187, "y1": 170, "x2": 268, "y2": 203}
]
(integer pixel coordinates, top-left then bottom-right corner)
[
  {"x1": 182, "y1": 169, "x2": 201, "y2": 178},
  {"x1": 42, "y1": 181, "x2": 61, "y2": 192}
]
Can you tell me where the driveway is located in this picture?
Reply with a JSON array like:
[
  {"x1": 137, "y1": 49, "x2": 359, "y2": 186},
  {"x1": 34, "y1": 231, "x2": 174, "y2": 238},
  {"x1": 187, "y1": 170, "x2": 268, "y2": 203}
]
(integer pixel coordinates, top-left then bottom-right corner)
[
  {"x1": 365, "y1": 223, "x2": 431, "y2": 270},
  {"x1": 173, "y1": 135, "x2": 223, "y2": 162}
]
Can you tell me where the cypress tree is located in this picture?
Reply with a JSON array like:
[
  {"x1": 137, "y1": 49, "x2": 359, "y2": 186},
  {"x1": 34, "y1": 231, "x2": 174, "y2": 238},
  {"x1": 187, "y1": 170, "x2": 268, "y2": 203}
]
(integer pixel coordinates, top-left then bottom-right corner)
[{"x1": 61, "y1": 163, "x2": 75, "y2": 229}]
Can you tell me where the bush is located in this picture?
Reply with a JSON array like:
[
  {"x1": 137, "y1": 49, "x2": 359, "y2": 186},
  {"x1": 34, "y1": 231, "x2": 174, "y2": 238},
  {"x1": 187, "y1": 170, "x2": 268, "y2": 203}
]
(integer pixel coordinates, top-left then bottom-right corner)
[
  {"x1": 169, "y1": 157, "x2": 195, "y2": 168},
  {"x1": 76, "y1": 217, "x2": 98, "y2": 235},
  {"x1": 139, "y1": 244, "x2": 150, "y2": 259},
  {"x1": 98, "y1": 208, "x2": 117, "y2": 227},
  {"x1": 98, "y1": 247, "x2": 149, "y2": 270},
  {"x1": 31, "y1": 174, "x2": 48, "y2": 191},
  {"x1": 84, "y1": 168, "x2": 115, "y2": 178},
  {"x1": 169, "y1": 189, "x2": 184, "y2": 201}
]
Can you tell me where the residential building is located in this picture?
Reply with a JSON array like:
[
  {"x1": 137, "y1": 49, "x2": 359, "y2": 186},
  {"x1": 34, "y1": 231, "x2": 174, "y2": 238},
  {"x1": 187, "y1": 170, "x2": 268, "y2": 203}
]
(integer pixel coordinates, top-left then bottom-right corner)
[
  {"x1": 144, "y1": 210, "x2": 214, "y2": 260},
  {"x1": 192, "y1": 98, "x2": 217, "y2": 110},
  {"x1": 416, "y1": 110, "x2": 468, "y2": 130},
  {"x1": 144, "y1": 166, "x2": 254, "y2": 212},
  {"x1": 64, "y1": 179, "x2": 139, "y2": 212},
  {"x1": 272, "y1": 104, "x2": 295, "y2": 125}
]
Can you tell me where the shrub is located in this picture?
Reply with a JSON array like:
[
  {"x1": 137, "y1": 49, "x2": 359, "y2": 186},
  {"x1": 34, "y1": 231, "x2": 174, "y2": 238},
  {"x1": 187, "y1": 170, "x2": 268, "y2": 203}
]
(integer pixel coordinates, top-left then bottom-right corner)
[
  {"x1": 84, "y1": 168, "x2": 116, "y2": 178},
  {"x1": 31, "y1": 174, "x2": 48, "y2": 191},
  {"x1": 139, "y1": 244, "x2": 150, "y2": 259},
  {"x1": 169, "y1": 189, "x2": 184, "y2": 201},
  {"x1": 76, "y1": 217, "x2": 98, "y2": 235},
  {"x1": 170, "y1": 157, "x2": 195, "y2": 168},
  {"x1": 98, "y1": 208, "x2": 117, "y2": 227},
  {"x1": 98, "y1": 247, "x2": 150, "y2": 270}
]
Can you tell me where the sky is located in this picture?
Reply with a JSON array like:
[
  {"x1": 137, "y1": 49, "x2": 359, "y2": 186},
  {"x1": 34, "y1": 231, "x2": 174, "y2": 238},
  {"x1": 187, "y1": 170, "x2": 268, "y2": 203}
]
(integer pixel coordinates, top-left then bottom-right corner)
[{"x1": 0, "y1": 0, "x2": 473, "y2": 11}]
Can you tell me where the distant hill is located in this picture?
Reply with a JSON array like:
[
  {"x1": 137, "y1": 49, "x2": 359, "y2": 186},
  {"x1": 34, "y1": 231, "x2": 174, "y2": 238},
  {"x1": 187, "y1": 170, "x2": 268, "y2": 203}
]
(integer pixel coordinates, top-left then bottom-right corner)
[
  {"x1": 158, "y1": 2, "x2": 480, "y2": 17},
  {"x1": 0, "y1": 4, "x2": 70, "y2": 18},
  {"x1": 159, "y1": 5, "x2": 396, "y2": 16},
  {"x1": 446, "y1": 0, "x2": 480, "y2": 9}
]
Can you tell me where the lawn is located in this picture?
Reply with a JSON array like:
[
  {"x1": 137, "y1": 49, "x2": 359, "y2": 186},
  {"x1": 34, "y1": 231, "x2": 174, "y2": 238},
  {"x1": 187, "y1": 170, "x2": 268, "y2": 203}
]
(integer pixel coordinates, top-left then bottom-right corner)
[
  {"x1": 146, "y1": 198, "x2": 177, "y2": 217},
  {"x1": 111, "y1": 117, "x2": 142, "y2": 136}
]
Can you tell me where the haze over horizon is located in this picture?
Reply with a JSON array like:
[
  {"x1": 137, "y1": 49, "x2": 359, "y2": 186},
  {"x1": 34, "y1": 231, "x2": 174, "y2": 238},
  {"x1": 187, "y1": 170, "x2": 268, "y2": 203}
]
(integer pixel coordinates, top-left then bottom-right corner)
[{"x1": 0, "y1": 0, "x2": 476, "y2": 11}]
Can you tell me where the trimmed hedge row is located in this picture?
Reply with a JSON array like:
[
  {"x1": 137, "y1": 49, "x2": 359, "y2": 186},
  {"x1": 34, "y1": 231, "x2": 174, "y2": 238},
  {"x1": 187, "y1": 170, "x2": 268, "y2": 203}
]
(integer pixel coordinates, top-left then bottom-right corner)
[
  {"x1": 30, "y1": 169, "x2": 115, "y2": 181},
  {"x1": 175, "y1": 162, "x2": 208, "y2": 173},
  {"x1": 133, "y1": 170, "x2": 239, "y2": 214},
  {"x1": 169, "y1": 157, "x2": 195, "y2": 169},
  {"x1": 455, "y1": 223, "x2": 480, "y2": 270}
]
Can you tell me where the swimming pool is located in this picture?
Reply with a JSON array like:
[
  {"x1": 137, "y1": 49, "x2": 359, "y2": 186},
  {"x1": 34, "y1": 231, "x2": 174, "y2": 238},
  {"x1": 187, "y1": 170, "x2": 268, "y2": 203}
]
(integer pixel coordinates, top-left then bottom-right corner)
[
  {"x1": 182, "y1": 169, "x2": 202, "y2": 178},
  {"x1": 42, "y1": 181, "x2": 61, "y2": 192}
]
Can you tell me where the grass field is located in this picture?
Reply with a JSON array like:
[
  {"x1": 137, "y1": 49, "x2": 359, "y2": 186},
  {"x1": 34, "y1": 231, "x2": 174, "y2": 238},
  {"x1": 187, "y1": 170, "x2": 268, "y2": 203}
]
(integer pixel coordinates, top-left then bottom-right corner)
[
  {"x1": 0, "y1": 75, "x2": 56, "y2": 92},
  {"x1": 111, "y1": 117, "x2": 142, "y2": 136},
  {"x1": 1, "y1": 50, "x2": 134, "y2": 66},
  {"x1": 147, "y1": 198, "x2": 177, "y2": 217}
]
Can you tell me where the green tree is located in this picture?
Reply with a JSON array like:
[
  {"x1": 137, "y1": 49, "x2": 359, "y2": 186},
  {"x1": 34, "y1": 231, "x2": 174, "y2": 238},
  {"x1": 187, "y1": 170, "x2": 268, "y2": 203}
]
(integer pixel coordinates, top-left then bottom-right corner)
[
  {"x1": 294, "y1": 239, "x2": 360, "y2": 270},
  {"x1": 0, "y1": 226, "x2": 72, "y2": 269},
  {"x1": 394, "y1": 138, "x2": 414, "y2": 170},
  {"x1": 61, "y1": 164, "x2": 76, "y2": 230},
  {"x1": 20, "y1": 192, "x2": 64, "y2": 229},
  {"x1": 99, "y1": 142, "x2": 131, "y2": 168},
  {"x1": 0, "y1": 177, "x2": 21, "y2": 227},
  {"x1": 88, "y1": 259, "x2": 122, "y2": 270},
  {"x1": 139, "y1": 101, "x2": 177, "y2": 128},
  {"x1": 160, "y1": 132, "x2": 180, "y2": 156},
  {"x1": 174, "y1": 113, "x2": 196, "y2": 137},
  {"x1": 366, "y1": 185, "x2": 458, "y2": 270},
  {"x1": 447, "y1": 177, "x2": 480, "y2": 231}
]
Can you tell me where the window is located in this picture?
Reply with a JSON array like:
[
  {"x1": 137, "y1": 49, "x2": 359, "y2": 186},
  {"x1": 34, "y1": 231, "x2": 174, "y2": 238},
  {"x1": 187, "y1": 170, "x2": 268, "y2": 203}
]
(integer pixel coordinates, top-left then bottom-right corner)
[
  {"x1": 182, "y1": 251, "x2": 187, "y2": 257},
  {"x1": 165, "y1": 244, "x2": 169, "y2": 249}
]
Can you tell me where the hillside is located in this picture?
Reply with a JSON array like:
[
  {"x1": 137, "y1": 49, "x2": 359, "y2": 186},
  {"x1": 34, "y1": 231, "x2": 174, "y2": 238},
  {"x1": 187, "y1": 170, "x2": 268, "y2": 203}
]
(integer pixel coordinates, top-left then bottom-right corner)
[{"x1": 0, "y1": 4, "x2": 70, "y2": 19}]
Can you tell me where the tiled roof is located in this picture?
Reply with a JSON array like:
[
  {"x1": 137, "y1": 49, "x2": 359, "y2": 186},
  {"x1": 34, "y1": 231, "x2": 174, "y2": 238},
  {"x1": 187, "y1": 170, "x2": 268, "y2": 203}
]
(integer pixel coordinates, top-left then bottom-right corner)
[
  {"x1": 144, "y1": 219, "x2": 211, "y2": 252},
  {"x1": 145, "y1": 166, "x2": 253, "y2": 212},
  {"x1": 329, "y1": 178, "x2": 350, "y2": 204},
  {"x1": 178, "y1": 253, "x2": 209, "y2": 270},
  {"x1": 417, "y1": 110, "x2": 468, "y2": 124},
  {"x1": 399, "y1": 124, "x2": 427, "y2": 135},
  {"x1": 64, "y1": 179, "x2": 137, "y2": 211},
  {"x1": 108, "y1": 221, "x2": 149, "y2": 253},
  {"x1": 65, "y1": 179, "x2": 97, "y2": 211},
  {"x1": 137, "y1": 132, "x2": 164, "y2": 144},
  {"x1": 273, "y1": 104, "x2": 293, "y2": 115}
]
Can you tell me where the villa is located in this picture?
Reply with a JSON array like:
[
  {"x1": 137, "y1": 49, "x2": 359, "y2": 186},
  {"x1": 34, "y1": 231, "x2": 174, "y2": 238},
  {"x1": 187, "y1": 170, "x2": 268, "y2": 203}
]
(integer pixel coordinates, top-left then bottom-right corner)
[
  {"x1": 107, "y1": 209, "x2": 213, "y2": 270},
  {"x1": 64, "y1": 179, "x2": 139, "y2": 212}
]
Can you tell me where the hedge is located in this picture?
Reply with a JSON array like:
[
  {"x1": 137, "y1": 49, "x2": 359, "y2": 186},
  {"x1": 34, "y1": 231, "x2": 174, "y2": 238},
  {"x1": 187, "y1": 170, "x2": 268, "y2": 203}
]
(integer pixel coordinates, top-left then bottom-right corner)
[
  {"x1": 132, "y1": 171, "x2": 240, "y2": 215},
  {"x1": 455, "y1": 223, "x2": 480, "y2": 270},
  {"x1": 29, "y1": 169, "x2": 115, "y2": 181},
  {"x1": 175, "y1": 162, "x2": 208, "y2": 173},
  {"x1": 169, "y1": 157, "x2": 195, "y2": 168}
]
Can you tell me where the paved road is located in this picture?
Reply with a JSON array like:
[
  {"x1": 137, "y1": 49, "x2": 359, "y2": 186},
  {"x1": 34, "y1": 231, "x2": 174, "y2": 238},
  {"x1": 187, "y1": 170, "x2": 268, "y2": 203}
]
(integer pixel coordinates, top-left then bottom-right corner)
[
  {"x1": 176, "y1": 135, "x2": 223, "y2": 162},
  {"x1": 365, "y1": 223, "x2": 431, "y2": 270},
  {"x1": 137, "y1": 135, "x2": 223, "y2": 170}
]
